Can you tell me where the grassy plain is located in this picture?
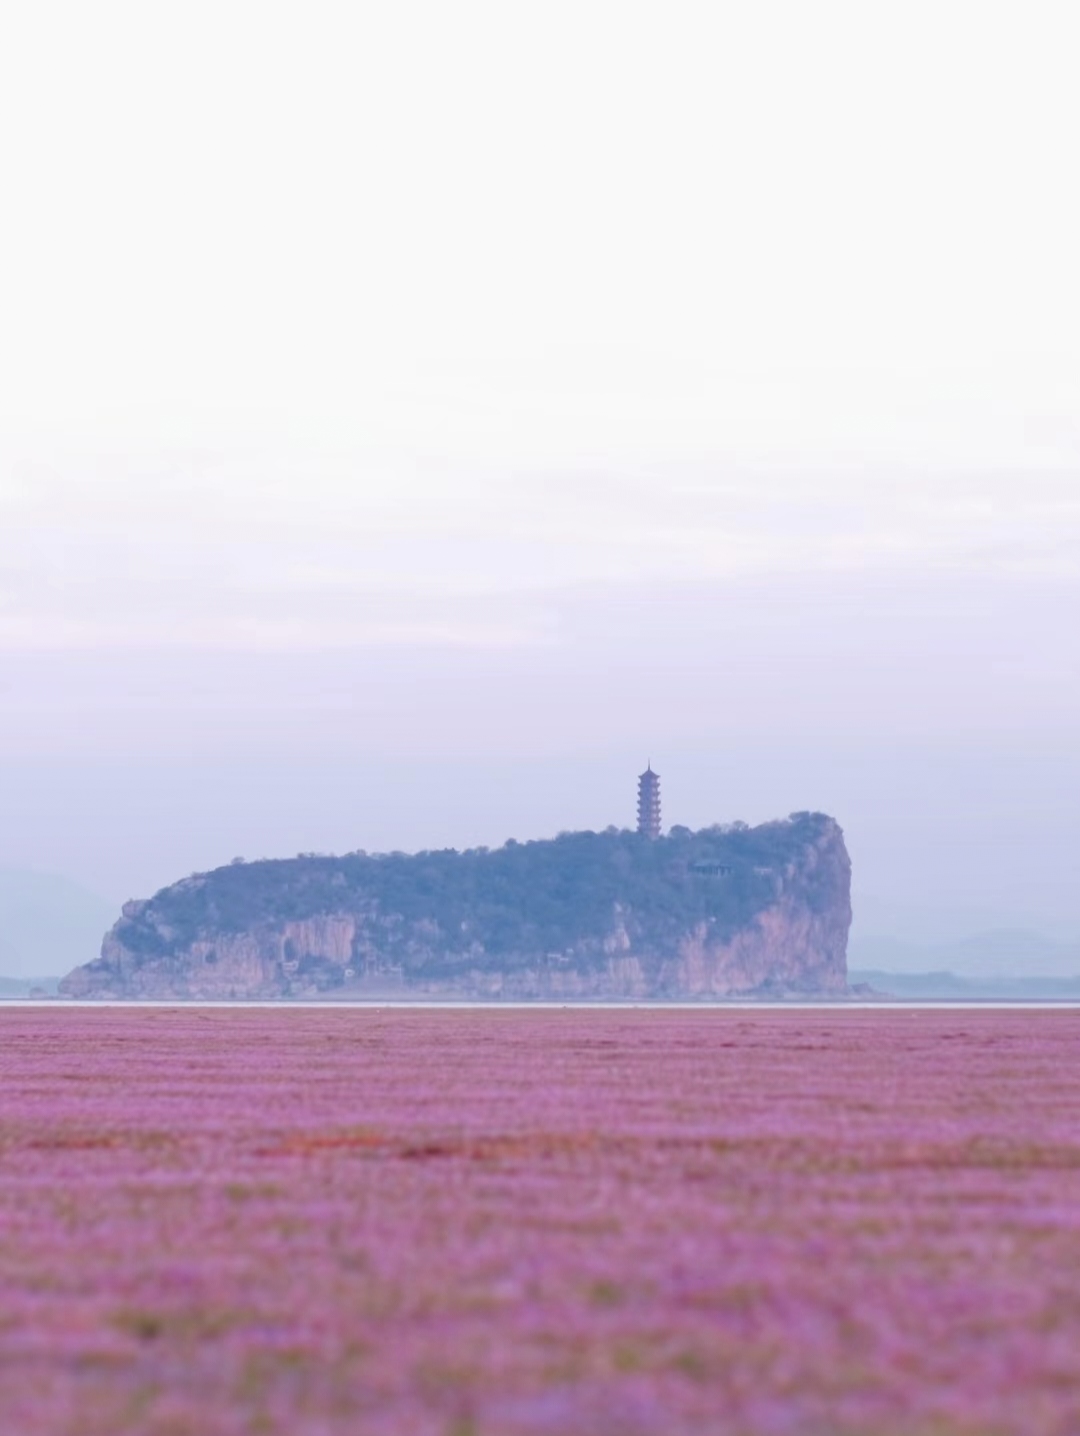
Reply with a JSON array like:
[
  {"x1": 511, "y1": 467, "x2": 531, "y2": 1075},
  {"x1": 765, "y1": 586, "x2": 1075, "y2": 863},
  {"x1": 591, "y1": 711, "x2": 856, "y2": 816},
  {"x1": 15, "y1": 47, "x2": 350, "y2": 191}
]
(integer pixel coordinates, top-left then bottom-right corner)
[{"x1": 2, "y1": 1008, "x2": 1079, "y2": 1434}]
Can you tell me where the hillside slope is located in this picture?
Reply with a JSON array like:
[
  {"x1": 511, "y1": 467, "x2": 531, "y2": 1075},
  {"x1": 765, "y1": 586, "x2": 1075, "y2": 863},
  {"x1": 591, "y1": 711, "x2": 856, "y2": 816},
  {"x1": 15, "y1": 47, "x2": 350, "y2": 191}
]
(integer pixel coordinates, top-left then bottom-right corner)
[{"x1": 60, "y1": 814, "x2": 851, "y2": 999}]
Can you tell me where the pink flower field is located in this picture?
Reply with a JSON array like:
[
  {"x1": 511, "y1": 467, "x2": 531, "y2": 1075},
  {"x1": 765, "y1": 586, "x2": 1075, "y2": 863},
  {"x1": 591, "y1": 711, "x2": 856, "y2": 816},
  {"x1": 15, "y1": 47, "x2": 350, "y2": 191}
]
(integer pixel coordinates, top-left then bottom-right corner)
[{"x1": 2, "y1": 1008, "x2": 1080, "y2": 1435}]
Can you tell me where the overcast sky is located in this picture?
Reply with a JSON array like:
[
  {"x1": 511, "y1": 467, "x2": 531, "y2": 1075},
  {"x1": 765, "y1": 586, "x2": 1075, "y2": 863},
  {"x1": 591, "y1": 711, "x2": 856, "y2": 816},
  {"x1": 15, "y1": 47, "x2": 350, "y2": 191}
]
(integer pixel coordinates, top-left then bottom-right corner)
[{"x1": 1, "y1": 1, "x2": 1078, "y2": 940}]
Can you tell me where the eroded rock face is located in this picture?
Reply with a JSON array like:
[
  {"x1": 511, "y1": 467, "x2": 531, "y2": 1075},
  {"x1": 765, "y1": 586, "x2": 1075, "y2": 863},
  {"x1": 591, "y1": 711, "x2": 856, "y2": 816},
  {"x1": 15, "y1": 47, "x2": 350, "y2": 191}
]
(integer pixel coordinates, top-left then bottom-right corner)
[{"x1": 60, "y1": 815, "x2": 852, "y2": 1000}]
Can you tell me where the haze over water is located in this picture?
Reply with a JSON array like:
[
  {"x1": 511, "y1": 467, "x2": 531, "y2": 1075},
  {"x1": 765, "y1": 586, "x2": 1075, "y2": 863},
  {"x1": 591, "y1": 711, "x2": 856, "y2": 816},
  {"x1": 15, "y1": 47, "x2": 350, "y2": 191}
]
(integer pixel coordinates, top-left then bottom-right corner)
[{"x1": 1, "y1": 1, "x2": 1078, "y2": 977}]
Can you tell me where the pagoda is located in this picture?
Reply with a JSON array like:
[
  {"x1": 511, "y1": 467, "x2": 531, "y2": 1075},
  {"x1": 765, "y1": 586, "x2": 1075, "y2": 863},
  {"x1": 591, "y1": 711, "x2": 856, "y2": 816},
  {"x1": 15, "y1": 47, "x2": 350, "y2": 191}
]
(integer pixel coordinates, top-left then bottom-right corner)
[{"x1": 637, "y1": 764, "x2": 661, "y2": 840}]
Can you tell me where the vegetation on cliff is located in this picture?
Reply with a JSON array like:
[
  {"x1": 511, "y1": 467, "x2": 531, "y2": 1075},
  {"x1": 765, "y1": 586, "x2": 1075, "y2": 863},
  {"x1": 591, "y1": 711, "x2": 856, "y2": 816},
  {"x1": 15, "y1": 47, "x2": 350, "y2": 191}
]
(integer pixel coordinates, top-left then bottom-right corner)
[{"x1": 63, "y1": 813, "x2": 850, "y2": 998}]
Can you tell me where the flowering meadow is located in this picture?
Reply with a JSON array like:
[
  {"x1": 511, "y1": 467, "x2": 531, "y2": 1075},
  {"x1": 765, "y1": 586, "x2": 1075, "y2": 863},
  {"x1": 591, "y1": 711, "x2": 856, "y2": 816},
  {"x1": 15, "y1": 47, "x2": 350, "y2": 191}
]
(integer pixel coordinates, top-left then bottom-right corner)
[{"x1": 2, "y1": 1009, "x2": 1080, "y2": 1435}]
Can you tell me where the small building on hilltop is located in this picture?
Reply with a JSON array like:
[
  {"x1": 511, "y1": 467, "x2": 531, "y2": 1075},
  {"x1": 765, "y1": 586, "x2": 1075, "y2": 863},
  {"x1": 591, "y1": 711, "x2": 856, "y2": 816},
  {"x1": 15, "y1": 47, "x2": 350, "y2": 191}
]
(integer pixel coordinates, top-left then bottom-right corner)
[{"x1": 637, "y1": 764, "x2": 661, "y2": 840}]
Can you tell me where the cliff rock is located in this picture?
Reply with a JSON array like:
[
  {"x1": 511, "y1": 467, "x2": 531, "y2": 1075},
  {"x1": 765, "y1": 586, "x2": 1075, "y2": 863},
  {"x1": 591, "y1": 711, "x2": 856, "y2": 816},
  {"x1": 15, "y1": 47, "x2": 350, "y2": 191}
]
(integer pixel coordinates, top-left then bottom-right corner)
[{"x1": 60, "y1": 814, "x2": 852, "y2": 1000}]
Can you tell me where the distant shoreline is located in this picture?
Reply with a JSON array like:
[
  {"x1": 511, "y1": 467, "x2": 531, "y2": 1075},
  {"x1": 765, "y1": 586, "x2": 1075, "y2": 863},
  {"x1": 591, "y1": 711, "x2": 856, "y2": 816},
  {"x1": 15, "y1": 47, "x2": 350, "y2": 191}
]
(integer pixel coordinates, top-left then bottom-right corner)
[{"x1": 6, "y1": 998, "x2": 1080, "y2": 1011}]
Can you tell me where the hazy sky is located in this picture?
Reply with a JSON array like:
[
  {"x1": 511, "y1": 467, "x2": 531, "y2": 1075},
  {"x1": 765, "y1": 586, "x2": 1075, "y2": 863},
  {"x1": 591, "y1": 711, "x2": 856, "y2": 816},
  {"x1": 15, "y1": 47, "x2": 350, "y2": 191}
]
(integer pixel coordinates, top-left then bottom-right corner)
[{"x1": 1, "y1": 2, "x2": 1078, "y2": 939}]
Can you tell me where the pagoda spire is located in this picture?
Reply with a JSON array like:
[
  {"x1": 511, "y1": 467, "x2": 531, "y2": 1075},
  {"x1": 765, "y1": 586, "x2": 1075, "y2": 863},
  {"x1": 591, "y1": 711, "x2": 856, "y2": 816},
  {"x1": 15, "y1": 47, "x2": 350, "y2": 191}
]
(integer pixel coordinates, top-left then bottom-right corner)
[{"x1": 637, "y1": 764, "x2": 661, "y2": 839}]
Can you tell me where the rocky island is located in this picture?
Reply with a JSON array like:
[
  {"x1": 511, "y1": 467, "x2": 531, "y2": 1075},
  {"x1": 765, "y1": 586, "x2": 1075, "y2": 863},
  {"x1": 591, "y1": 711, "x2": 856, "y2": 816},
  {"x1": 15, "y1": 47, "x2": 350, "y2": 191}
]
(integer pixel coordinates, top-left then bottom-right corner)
[{"x1": 60, "y1": 812, "x2": 852, "y2": 1000}]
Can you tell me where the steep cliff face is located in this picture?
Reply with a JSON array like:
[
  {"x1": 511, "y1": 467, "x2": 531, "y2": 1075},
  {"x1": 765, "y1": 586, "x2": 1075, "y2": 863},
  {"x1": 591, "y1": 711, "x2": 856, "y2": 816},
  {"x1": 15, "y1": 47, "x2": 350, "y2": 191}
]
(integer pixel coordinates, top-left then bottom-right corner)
[{"x1": 60, "y1": 814, "x2": 852, "y2": 1000}]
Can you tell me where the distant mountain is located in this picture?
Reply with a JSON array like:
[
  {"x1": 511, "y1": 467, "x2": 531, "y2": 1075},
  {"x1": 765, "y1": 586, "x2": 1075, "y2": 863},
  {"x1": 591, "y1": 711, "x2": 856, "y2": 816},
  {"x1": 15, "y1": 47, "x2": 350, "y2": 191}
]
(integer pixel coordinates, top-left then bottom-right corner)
[
  {"x1": 0, "y1": 870, "x2": 116, "y2": 981},
  {"x1": 849, "y1": 970, "x2": 1080, "y2": 1000},
  {"x1": 0, "y1": 974, "x2": 59, "y2": 997},
  {"x1": 61, "y1": 814, "x2": 852, "y2": 1000},
  {"x1": 849, "y1": 929, "x2": 1080, "y2": 980}
]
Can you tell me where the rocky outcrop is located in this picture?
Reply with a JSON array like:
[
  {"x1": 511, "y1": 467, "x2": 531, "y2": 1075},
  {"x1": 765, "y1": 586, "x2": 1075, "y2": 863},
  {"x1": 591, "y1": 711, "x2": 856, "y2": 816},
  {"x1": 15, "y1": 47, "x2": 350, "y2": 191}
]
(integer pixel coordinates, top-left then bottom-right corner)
[{"x1": 60, "y1": 814, "x2": 852, "y2": 1000}]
